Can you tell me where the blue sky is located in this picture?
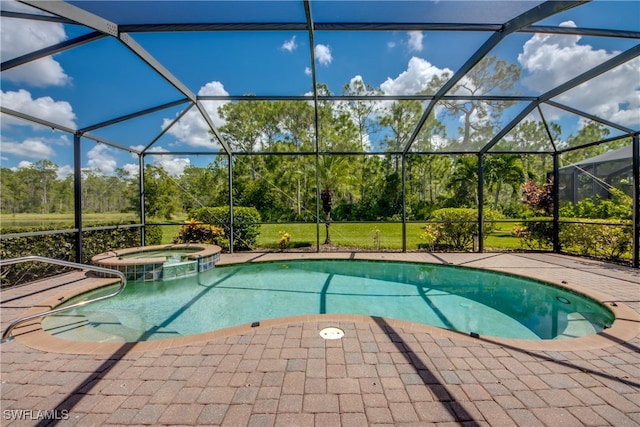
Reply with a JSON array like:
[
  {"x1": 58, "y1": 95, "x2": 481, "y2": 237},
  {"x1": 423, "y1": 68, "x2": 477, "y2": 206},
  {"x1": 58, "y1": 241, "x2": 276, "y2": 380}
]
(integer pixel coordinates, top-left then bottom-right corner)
[{"x1": 1, "y1": 0, "x2": 638, "y2": 177}]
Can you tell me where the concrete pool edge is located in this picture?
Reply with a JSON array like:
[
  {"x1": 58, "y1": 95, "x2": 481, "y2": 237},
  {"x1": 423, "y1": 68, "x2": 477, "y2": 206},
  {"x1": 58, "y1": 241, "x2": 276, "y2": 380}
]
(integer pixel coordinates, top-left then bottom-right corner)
[{"x1": 10, "y1": 256, "x2": 640, "y2": 354}]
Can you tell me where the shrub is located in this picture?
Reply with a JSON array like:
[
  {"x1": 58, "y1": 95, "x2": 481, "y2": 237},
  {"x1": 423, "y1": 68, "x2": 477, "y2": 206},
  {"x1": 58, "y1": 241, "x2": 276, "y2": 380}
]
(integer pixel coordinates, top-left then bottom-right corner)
[
  {"x1": 278, "y1": 230, "x2": 291, "y2": 249},
  {"x1": 512, "y1": 218, "x2": 553, "y2": 249},
  {"x1": 560, "y1": 219, "x2": 632, "y2": 261},
  {"x1": 423, "y1": 208, "x2": 502, "y2": 251},
  {"x1": 513, "y1": 217, "x2": 632, "y2": 261},
  {"x1": 559, "y1": 190, "x2": 632, "y2": 220},
  {"x1": 187, "y1": 206, "x2": 261, "y2": 250},
  {"x1": 0, "y1": 223, "x2": 162, "y2": 287},
  {"x1": 173, "y1": 218, "x2": 226, "y2": 247},
  {"x1": 522, "y1": 179, "x2": 554, "y2": 215}
]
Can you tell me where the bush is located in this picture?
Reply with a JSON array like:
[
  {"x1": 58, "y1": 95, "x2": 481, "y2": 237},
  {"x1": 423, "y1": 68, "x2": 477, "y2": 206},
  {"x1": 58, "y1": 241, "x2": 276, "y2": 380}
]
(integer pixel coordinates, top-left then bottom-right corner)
[
  {"x1": 172, "y1": 218, "x2": 226, "y2": 248},
  {"x1": 187, "y1": 206, "x2": 261, "y2": 250},
  {"x1": 422, "y1": 208, "x2": 502, "y2": 251},
  {"x1": 512, "y1": 218, "x2": 554, "y2": 249},
  {"x1": 512, "y1": 218, "x2": 632, "y2": 262},
  {"x1": 559, "y1": 191, "x2": 632, "y2": 220},
  {"x1": 560, "y1": 219, "x2": 632, "y2": 261},
  {"x1": 0, "y1": 223, "x2": 162, "y2": 287}
]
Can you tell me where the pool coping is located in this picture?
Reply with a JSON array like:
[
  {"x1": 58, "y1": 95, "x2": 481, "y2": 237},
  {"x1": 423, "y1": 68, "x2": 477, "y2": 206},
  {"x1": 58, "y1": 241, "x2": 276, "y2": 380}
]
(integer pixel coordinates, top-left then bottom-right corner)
[
  {"x1": 91, "y1": 243, "x2": 222, "y2": 266},
  {"x1": 10, "y1": 254, "x2": 640, "y2": 354}
]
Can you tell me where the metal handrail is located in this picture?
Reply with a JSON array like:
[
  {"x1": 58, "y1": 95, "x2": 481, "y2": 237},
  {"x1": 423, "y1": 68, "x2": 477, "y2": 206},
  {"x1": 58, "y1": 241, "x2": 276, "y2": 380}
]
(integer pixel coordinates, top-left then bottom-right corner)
[{"x1": 1, "y1": 256, "x2": 126, "y2": 342}]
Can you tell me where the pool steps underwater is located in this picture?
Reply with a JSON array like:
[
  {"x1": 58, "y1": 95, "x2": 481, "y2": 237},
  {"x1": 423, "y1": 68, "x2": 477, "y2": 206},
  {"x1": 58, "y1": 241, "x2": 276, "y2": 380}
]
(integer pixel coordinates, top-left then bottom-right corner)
[{"x1": 43, "y1": 310, "x2": 181, "y2": 343}]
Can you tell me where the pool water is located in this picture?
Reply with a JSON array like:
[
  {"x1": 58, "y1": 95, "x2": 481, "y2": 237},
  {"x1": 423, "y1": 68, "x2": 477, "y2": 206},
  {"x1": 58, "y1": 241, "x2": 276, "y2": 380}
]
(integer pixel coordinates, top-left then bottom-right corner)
[
  {"x1": 119, "y1": 249, "x2": 201, "y2": 260},
  {"x1": 42, "y1": 260, "x2": 614, "y2": 343}
]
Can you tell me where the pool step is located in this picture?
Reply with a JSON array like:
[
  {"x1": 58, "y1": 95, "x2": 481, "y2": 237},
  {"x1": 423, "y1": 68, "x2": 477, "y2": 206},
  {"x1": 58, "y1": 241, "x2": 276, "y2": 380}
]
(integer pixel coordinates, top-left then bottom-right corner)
[
  {"x1": 557, "y1": 312, "x2": 599, "y2": 339},
  {"x1": 43, "y1": 310, "x2": 181, "y2": 343}
]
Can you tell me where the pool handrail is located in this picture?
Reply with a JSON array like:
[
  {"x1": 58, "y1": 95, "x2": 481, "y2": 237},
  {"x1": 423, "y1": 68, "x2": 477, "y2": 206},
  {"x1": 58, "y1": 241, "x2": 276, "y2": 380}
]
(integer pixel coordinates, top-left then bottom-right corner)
[{"x1": 1, "y1": 256, "x2": 126, "y2": 342}]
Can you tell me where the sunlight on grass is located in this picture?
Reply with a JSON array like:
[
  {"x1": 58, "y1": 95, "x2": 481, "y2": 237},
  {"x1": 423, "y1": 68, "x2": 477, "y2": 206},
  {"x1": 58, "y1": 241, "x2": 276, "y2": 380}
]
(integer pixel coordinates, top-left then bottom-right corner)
[{"x1": 3, "y1": 213, "x2": 523, "y2": 250}]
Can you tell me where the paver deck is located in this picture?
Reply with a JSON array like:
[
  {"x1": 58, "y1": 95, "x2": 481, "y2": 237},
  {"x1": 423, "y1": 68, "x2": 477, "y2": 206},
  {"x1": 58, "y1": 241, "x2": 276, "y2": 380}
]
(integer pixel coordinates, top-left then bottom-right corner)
[{"x1": 1, "y1": 252, "x2": 639, "y2": 426}]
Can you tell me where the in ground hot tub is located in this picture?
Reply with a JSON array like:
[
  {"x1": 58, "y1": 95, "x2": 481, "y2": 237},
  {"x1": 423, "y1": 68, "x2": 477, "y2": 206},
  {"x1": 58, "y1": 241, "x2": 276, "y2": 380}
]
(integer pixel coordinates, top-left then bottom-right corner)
[{"x1": 91, "y1": 244, "x2": 221, "y2": 282}]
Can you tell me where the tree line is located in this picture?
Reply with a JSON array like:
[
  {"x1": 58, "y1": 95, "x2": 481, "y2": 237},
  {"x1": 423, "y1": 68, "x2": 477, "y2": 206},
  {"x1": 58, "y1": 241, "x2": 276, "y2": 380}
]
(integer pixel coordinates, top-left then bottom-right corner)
[{"x1": 1, "y1": 56, "x2": 625, "y2": 224}]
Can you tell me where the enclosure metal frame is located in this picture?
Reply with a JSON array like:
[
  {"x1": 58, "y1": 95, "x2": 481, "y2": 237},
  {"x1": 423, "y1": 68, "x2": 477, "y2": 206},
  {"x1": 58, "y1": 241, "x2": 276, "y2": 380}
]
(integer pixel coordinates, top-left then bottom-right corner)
[{"x1": 1, "y1": 0, "x2": 639, "y2": 267}]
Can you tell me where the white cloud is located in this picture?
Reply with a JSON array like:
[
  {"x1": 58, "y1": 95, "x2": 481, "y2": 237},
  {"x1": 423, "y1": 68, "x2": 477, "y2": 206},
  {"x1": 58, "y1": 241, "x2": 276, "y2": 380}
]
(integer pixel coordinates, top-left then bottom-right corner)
[
  {"x1": 518, "y1": 20, "x2": 639, "y2": 127},
  {"x1": 0, "y1": 11, "x2": 70, "y2": 87},
  {"x1": 145, "y1": 147, "x2": 190, "y2": 176},
  {"x1": 16, "y1": 160, "x2": 33, "y2": 170},
  {"x1": 0, "y1": 137, "x2": 55, "y2": 158},
  {"x1": 315, "y1": 44, "x2": 332, "y2": 66},
  {"x1": 86, "y1": 144, "x2": 117, "y2": 175},
  {"x1": 282, "y1": 36, "x2": 297, "y2": 52},
  {"x1": 1, "y1": 89, "x2": 76, "y2": 129},
  {"x1": 154, "y1": 156, "x2": 191, "y2": 176},
  {"x1": 305, "y1": 67, "x2": 312, "y2": 76},
  {"x1": 162, "y1": 81, "x2": 229, "y2": 148},
  {"x1": 380, "y1": 57, "x2": 451, "y2": 96},
  {"x1": 387, "y1": 41, "x2": 396, "y2": 49},
  {"x1": 407, "y1": 32, "x2": 424, "y2": 52},
  {"x1": 56, "y1": 164, "x2": 73, "y2": 179},
  {"x1": 122, "y1": 163, "x2": 140, "y2": 177}
]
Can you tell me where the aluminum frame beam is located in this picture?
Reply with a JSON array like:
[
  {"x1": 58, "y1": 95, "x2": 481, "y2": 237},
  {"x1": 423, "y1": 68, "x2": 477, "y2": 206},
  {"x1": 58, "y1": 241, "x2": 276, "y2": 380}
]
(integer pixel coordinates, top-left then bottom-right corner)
[
  {"x1": 119, "y1": 32, "x2": 232, "y2": 155},
  {"x1": 1, "y1": 106, "x2": 137, "y2": 152},
  {"x1": 142, "y1": 103, "x2": 196, "y2": 154},
  {"x1": 79, "y1": 98, "x2": 190, "y2": 133},
  {"x1": 117, "y1": 22, "x2": 639, "y2": 40},
  {"x1": 1, "y1": 106, "x2": 77, "y2": 135},
  {"x1": 403, "y1": 0, "x2": 586, "y2": 155},
  {"x1": 480, "y1": 43, "x2": 640, "y2": 154},
  {"x1": 544, "y1": 100, "x2": 636, "y2": 135},
  {"x1": 1, "y1": 10, "x2": 75, "y2": 24},
  {"x1": 198, "y1": 94, "x2": 539, "y2": 102},
  {"x1": 17, "y1": 0, "x2": 118, "y2": 36},
  {"x1": 8, "y1": 7, "x2": 638, "y2": 41},
  {"x1": 16, "y1": 1, "x2": 232, "y2": 156},
  {"x1": 304, "y1": 0, "x2": 322, "y2": 251},
  {"x1": 1, "y1": 31, "x2": 106, "y2": 72}
]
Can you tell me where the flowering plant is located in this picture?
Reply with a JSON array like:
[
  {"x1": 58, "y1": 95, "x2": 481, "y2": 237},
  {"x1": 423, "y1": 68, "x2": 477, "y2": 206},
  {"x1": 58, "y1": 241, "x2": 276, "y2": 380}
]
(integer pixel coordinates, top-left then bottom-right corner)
[
  {"x1": 173, "y1": 218, "x2": 225, "y2": 245},
  {"x1": 418, "y1": 224, "x2": 439, "y2": 250},
  {"x1": 278, "y1": 230, "x2": 291, "y2": 249}
]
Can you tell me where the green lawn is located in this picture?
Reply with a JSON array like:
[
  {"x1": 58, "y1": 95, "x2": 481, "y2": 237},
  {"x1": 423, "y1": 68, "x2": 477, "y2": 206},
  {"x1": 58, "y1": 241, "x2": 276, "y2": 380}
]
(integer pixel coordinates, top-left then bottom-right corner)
[
  {"x1": 2, "y1": 212, "x2": 523, "y2": 251},
  {"x1": 256, "y1": 222, "x2": 521, "y2": 251},
  {"x1": 1, "y1": 212, "x2": 140, "y2": 228}
]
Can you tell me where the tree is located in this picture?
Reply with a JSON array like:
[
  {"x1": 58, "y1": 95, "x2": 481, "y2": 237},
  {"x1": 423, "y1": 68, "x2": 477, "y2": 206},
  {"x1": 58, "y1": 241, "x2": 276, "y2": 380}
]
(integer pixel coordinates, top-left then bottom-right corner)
[
  {"x1": 561, "y1": 122, "x2": 623, "y2": 164},
  {"x1": 339, "y1": 78, "x2": 382, "y2": 200},
  {"x1": 379, "y1": 99, "x2": 422, "y2": 173},
  {"x1": 442, "y1": 56, "x2": 521, "y2": 150},
  {"x1": 445, "y1": 155, "x2": 479, "y2": 208},
  {"x1": 219, "y1": 99, "x2": 272, "y2": 180},
  {"x1": 503, "y1": 119, "x2": 560, "y2": 181},
  {"x1": 484, "y1": 154, "x2": 526, "y2": 210},
  {"x1": 318, "y1": 156, "x2": 357, "y2": 243},
  {"x1": 140, "y1": 164, "x2": 180, "y2": 220}
]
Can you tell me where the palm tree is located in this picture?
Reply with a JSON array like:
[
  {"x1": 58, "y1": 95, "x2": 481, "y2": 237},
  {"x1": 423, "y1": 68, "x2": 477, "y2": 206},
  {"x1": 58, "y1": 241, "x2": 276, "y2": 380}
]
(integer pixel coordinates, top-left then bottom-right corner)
[
  {"x1": 318, "y1": 156, "x2": 356, "y2": 245},
  {"x1": 484, "y1": 154, "x2": 526, "y2": 210},
  {"x1": 446, "y1": 156, "x2": 479, "y2": 207}
]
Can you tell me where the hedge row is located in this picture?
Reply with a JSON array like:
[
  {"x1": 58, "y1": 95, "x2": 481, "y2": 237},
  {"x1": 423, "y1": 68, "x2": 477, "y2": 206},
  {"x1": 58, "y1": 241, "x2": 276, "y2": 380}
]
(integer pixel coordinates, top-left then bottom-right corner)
[
  {"x1": 187, "y1": 206, "x2": 261, "y2": 251},
  {"x1": 514, "y1": 218, "x2": 632, "y2": 261},
  {"x1": 0, "y1": 224, "x2": 162, "y2": 287}
]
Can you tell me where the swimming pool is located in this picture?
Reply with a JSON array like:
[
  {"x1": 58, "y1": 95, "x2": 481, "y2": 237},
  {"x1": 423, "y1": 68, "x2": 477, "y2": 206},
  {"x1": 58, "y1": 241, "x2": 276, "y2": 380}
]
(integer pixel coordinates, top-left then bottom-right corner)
[
  {"x1": 90, "y1": 244, "x2": 221, "y2": 282},
  {"x1": 42, "y1": 259, "x2": 614, "y2": 343}
]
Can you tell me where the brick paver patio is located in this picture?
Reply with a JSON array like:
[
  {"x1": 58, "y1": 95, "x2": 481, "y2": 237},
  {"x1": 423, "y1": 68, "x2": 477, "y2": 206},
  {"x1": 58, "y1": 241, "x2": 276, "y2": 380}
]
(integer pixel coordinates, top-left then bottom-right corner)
[{"x1": 1, "y1": 252, "x2": 639, "y2": 426}]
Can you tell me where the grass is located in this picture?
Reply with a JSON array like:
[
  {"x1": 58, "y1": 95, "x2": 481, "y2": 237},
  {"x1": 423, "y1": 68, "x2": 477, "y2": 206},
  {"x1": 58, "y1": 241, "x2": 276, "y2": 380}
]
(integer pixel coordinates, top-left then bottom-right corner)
[
  {"x1": 1, "y1": 212, "x2": 139, "y2": 228},
  {"x1": 2, "y1": 212, "x2": 523, "y2": 250},
  {"x1": 256, "y1": 222, "x2": 522, "y2": 251}
]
